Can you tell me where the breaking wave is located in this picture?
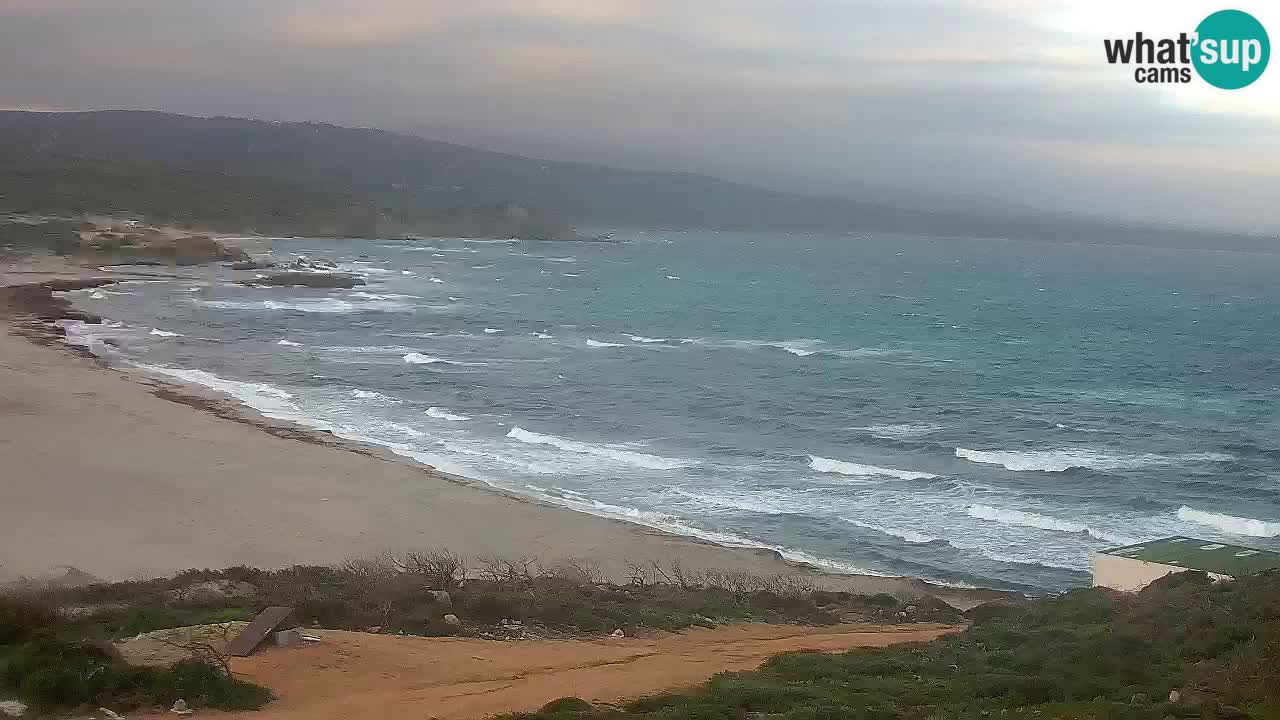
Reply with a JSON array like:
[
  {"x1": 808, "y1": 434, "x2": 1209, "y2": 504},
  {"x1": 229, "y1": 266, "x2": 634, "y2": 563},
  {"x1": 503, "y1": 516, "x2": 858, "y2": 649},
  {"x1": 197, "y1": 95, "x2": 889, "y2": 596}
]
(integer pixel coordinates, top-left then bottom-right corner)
[
  {"x1": 966, "y1": 504, "x2": 1133, "y2": 544},
  {"x1": 425, "y1": 406, "x2": 470, "y2": 421},
  {"x1": 808, "y1": 455, "x2": 937, "y2": 481},
  {"x1": 1177, "y1": 506, "x2": 1280, "y2": 538},
  {"x1": 840, "y1": 517, "x2": 939, "y2": 544},
  {"x1": 955, "y1": 447, "x2": 1235, "y2": 473},
  {"x1": 585, "y1": 339, "x2": 626, "y2": 348},
  {"x1": 506, "y1": 426, "x2": 692, "y2": 470}
]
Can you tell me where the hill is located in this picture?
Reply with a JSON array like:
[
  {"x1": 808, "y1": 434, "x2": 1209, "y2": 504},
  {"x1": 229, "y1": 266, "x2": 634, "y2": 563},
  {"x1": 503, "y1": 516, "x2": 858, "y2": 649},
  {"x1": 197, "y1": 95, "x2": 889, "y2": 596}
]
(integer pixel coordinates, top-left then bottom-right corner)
[{"x1": 0, "y1": 110, "x2": 1272, "y2": 249}]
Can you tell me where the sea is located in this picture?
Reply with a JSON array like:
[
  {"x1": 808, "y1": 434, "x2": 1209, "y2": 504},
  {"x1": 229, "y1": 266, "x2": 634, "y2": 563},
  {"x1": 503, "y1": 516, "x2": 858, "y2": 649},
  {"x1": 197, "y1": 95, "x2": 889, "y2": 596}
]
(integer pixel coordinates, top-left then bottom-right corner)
[{"x1": 62, "y1": 231, "x2": 1280, "y2": 593}]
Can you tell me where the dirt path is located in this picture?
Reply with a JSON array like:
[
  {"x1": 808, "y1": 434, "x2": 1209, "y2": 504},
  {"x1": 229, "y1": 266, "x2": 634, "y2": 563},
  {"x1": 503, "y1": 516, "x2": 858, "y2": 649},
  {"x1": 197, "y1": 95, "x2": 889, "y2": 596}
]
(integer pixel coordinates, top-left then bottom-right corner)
[{"x1": 196, "y1": 624, "x2": 954, "y2": 720}]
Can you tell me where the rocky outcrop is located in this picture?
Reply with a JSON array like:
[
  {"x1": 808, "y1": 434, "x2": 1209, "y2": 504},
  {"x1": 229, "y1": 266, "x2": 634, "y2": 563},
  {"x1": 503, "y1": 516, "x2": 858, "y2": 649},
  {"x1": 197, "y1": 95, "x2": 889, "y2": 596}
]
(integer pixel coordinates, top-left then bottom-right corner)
[
  {"x1": 244, "y1": 272, "x2": 365, "y2": 289},
  {"x1": 73, "y1": 224, "x2": 251, "y2": 265}
]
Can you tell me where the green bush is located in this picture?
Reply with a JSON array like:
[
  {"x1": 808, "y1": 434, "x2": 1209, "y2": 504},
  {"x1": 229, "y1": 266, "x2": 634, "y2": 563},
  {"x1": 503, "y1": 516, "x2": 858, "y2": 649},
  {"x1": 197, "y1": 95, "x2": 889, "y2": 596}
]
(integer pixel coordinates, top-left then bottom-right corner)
[{"x1": 0, "y1": 598, "x2": 269, "y2": 713}]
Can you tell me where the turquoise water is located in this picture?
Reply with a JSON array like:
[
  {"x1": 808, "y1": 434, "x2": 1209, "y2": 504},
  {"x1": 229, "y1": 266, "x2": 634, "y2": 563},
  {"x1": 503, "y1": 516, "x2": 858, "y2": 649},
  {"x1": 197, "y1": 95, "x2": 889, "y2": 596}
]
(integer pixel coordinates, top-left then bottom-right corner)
[{"x1": 72, "y1": 231, "x2": 1280, "y2": 592}]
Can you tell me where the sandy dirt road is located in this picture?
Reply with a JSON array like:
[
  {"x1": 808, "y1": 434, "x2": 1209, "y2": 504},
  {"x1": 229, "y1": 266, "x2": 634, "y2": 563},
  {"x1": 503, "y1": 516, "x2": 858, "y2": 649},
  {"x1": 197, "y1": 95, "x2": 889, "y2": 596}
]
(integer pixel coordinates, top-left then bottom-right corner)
[{"x1": 184, "y1": 624, "x2": 955, "y2": 720}]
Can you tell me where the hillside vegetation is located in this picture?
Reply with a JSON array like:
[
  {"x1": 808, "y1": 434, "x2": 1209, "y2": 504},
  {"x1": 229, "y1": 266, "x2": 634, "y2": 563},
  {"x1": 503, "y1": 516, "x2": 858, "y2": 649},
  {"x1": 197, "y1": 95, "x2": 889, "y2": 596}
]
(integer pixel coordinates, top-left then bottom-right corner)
[
  {"x1": 0, "y1": 111, "x2": 1270, "y2": 249},
  {"x1": 508, "y1": 570, "x2": 1279, "y2": 720}
]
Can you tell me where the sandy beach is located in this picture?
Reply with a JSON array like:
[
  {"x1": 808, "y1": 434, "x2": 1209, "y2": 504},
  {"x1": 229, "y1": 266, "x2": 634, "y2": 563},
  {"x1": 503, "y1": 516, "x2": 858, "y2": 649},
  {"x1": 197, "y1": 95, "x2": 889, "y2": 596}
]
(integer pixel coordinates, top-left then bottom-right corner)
[{"x1": 0, "y1": 257, "x2": 1003, "y2": 608}]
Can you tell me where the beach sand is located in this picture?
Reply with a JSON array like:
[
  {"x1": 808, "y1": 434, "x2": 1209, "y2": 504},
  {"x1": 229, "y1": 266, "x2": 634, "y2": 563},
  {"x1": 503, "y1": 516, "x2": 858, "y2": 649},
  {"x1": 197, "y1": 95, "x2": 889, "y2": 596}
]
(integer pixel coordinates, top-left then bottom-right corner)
[{"x1": 0, "y1": 258, "x2": 1005, "y2": 608}]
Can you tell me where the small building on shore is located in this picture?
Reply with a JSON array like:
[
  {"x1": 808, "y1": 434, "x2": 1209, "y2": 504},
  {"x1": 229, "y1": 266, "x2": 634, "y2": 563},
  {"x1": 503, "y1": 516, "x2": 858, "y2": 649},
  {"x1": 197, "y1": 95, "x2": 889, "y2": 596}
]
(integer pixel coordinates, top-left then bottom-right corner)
[{"x1": 1092, "y1": 537, "x2": 1280, "y2": 592}]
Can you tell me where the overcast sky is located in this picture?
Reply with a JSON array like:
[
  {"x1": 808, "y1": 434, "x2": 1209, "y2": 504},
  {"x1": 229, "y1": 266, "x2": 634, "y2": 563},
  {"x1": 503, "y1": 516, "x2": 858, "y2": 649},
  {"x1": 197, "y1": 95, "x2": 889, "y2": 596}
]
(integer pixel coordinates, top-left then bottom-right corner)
[{"x1": 1, "y1": 0, "x2": 1278, "y2": 232}]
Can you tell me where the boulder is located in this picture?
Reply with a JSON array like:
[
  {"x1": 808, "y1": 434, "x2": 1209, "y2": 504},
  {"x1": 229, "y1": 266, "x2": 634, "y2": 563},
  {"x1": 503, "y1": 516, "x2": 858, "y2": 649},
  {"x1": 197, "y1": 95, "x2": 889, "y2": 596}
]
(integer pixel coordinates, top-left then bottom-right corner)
[
  {"x1": 0, "y1": 700, "x2": 27, "y2": 718},
  {"x1": 443, "y1": 614, "x2": 462, "y2": 627},
  {"x1": 167, "y1": 579, "x2": 257, "y2": 604},
  {"x1": 428, "y1": 590, "x2": 452, "y2": 607},
  {"x1": 244, "y1": 272, "x2": 365, "y2": 289}
]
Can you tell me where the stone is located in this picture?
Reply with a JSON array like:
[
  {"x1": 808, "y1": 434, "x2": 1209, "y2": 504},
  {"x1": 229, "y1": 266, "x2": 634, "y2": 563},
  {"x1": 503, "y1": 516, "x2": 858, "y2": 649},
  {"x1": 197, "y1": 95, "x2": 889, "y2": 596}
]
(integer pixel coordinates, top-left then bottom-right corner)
[
  {"x1": 170, "y1": 699, "x2": 193, "y2": 715},
  {"x1": 1130, "y1": 693, "x2": 1150, "y2": 705},
  {"x1": 428, "y1": 590, "x2": 452, "y2": 607},
  {"x1": 167, "y1": 579, "x2": 257, "y2": 604},
  {"x1": 0, "y1": 700, "x2": 27, "y2": 718},
  {"x1": 274, "y1": 628, "x2": 302, "y2": 647},
  {"x1": 611, "y1": 629, "x2": 624, "y2": 638},
  {"x1": 443, "y1": 614, "x2": 462, "y2": 627},
  {"x1": 1168, "y1": 691, "x2": 1181, "y2": 704},
  {"x1": 244, "y1": 272, "x2": 365, "y2": 289}
]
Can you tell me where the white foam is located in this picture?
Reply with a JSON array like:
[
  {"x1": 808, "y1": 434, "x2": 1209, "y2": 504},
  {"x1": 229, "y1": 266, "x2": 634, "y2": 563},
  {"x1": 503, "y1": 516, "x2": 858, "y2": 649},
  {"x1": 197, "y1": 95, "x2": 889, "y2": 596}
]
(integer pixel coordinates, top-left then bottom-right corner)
[
  {"x1": 665, "y1": 275, "x2": 680, "y2": 280},
  {"x1": 955, "y1": 447, "x2": 1232, "y2": 472},
  {"x1": 840, "y1": 518, "x2": 938, "y2": 544},
  {"x1": 132, "y1": 364, "x2": 297, "y2": 418},
  {"x1": 425, "y1": 406, "x2": 470, "y2": 421},
  {"x1": 428, "y1": 277, "x2": 444, "y2": 283},
  {"x1": 856, "y1": 423, "x2": 942, "y2": 440},
  {"x1": 277, "y1": 339, "x2": 302, "y2": 347},
  {"x1": 483, "y1": 328, "x2": 502, "y2": 334},
  {"x1": 350, "y1": 389, "x2": 400, "y2": 403},
  {"x1": 526, "y1": 490, "x2": 889, "y2": 577},
  {"x1": 585, "y1": 339, "x2": 626, "y2": 348},
  {"x1": 89, "y1": 291, "x2": 107, "y2": 299},
  {"x1": 148, "y1": 328, "x2": 182, "y2": 338},
  {"x1": 629, "y1": 335, "x2": 668, "y2": 343},
  {"x1": 349, "y1": 291, "x2": 420, "y2": 300},
  {"x1": 1177, "y1": 506, "x2": 1280, "y2": 538},
  {"x1": 966, "y1": 504, "x2": 1133, "y2": 544},
  {"x1": 544, "y1": 256, "x2": 576, "y2": 263},
  {"x1": 807, "y1": 455, "x2": 937, "y2": 481},
  {"x1": 403, "y1": 353, "x2": 462, "y2": 366},
  {"x1": 506, "y1": 426, "x2": 692, "y2": 470},
  {"x1": 194, "y1": 298, "x2": 412, "y2": 314},
  {"x1": 532, "y1": 332, "x2": 554, "y2": 339}
]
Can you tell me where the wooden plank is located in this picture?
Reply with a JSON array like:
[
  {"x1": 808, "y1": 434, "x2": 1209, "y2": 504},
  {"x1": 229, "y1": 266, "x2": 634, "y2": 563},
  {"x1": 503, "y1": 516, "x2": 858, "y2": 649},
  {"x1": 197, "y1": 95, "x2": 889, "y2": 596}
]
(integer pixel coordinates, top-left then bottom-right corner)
[{"x1": 226, "y1": 606, "x2": 296, "y2": 657}]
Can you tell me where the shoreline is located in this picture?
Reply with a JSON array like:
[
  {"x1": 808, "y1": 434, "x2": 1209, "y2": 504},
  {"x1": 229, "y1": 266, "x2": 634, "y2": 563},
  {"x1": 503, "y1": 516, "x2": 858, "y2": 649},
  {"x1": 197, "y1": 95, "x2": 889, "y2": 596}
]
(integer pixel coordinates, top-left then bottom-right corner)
[{"x1": 0, "y1": 255, "x2": 1013, "y2": 608}]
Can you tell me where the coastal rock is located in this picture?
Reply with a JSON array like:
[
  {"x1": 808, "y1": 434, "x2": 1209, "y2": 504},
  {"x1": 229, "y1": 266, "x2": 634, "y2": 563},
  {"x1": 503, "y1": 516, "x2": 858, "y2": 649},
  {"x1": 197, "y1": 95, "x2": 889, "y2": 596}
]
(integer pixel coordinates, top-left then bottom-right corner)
[
  {"x1": 229, "y1": 259, "x2": 276, "y2": 270},
  {"x1": 243, "y1": 272, "x2": 364, "y2": 289},
  {"x1": 166, "y1": 579, "x2": 257, "y2": 604}
]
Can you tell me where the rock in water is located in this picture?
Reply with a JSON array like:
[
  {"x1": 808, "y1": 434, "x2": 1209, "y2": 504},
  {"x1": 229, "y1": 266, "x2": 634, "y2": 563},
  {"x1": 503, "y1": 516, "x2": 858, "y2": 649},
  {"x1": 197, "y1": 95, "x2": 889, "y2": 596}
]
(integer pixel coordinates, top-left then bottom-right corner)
[{"x1": 243, "y1": 272, "x2": 365, "y2": 288}]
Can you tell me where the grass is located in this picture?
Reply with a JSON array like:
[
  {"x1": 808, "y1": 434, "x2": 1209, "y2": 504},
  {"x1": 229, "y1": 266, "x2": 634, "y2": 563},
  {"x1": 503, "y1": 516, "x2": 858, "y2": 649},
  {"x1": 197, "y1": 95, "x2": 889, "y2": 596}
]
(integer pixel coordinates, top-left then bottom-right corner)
[
  {"x1": 0, "y1": 597, "x2": 270, "y2": 714},
  {"x1": 499, "y1": 569, "x2": 1280, "y2": 720},
  {"x1": 3, "y1": 550, "x2": 961, "y2": 714},
  {"x1": 26, "y1": 552, "x2": 962, "y2": 643}
]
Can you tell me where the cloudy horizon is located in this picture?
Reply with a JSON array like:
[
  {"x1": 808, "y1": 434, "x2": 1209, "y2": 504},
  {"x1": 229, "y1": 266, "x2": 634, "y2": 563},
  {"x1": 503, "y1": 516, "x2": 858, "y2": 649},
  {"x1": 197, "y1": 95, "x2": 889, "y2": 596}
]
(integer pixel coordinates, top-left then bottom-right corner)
[{"x1": 2, "y1": 0, "x2": 1277, "y2": 232}]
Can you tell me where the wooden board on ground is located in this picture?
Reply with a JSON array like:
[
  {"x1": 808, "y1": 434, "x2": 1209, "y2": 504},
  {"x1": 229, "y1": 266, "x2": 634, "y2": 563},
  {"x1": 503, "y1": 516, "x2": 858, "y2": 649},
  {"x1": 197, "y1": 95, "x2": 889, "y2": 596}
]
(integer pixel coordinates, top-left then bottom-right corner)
[{"x1": 226, "y1": 606, "x2": 297, "y2": 657}]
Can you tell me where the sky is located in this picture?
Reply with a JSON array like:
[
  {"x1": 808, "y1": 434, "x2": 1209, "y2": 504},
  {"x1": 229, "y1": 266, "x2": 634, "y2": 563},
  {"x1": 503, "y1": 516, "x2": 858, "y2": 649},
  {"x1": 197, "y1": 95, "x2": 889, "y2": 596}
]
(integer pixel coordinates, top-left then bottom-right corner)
[{"x1": 1, "y1": 0, "x2": 1278, "y2": 232}]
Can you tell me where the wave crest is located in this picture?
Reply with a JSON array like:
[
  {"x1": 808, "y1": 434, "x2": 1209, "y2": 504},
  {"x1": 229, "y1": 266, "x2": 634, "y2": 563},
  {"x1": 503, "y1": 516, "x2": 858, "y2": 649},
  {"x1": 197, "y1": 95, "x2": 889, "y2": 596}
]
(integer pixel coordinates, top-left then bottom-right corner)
[
  {"x1": 966, "y1": 504, "x2": 1132, "y2": 544},
  {"x1": 506, "y1": 426, "x2": 691, "y2": 470},
  {"x1": 808, "y1": 455, "x2": 937, "y2": 480},
  {"x1": 1177, "y1": 506, "x2": 1280, "y2": 538},
  {"x1": 425, "y1": 406, "x2": 470, "y2": 421}
]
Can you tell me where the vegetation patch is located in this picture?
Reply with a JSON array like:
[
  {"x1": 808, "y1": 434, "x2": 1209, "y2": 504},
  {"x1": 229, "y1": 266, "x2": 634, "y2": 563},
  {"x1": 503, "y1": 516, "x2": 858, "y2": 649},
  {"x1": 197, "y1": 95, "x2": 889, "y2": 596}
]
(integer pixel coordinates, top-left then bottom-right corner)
[{"x1": 500, "y1": 570, "x2": 1280, "y2": 720}]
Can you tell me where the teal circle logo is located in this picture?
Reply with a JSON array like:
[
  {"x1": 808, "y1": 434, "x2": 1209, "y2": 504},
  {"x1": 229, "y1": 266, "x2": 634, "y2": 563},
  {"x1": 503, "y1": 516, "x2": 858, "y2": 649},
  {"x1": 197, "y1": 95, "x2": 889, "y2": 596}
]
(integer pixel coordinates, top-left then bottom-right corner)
[{"x1": 1193, "y1": 9, "x2": 1269, "y2": 89}]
